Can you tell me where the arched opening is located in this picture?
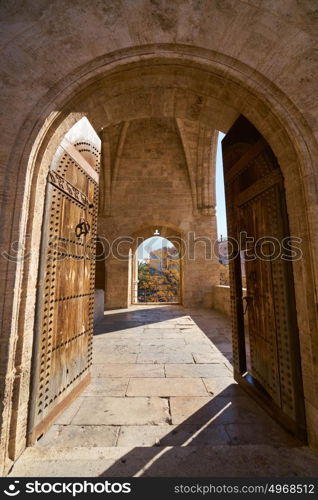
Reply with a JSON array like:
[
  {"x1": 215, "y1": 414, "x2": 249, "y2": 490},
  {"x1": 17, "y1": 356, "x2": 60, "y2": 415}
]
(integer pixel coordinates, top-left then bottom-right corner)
[
  {"x1": 133, "y1": 235, "x2": 181, "y2": 304},
  {"x1": 2, "y1": 46, "x2": 318, "y2": 476},
  {"x1": 25, "y1": 108, "x2": 306, "y2": 455}
]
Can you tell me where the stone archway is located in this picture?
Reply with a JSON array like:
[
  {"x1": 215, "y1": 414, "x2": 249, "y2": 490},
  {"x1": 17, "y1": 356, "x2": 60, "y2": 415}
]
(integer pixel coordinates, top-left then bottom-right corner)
[{"x1": 1, "y1": 46, "x2": 318, "y2": 475}]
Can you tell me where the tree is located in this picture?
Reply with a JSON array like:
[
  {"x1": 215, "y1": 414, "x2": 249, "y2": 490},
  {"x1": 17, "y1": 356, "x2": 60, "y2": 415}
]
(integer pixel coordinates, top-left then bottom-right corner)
[{"x1": 138, "y1": 246, "x2": 180, "y2": 302}]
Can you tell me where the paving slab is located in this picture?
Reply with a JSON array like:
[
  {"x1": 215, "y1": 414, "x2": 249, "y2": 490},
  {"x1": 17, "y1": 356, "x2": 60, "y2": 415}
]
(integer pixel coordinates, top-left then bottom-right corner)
[
  {"x1": 72, "y1": 397, "x2": 170, "y2": 425},
  {"x1": 117, "y1": 425, "x2": 174, "y2": 446},
  {"x1": 142, "y1": 324, "x2": 180, "y2": 330},
  {"x1": 93, "y1": 351, "x2": 138, "y2": 364},
  {"x1": 137, "y1": 350, "x2": 194, "y2": 364},
  {"x1": 92, "y1": 363, "x2": 165, "y2": 378},
  {"x1": 169, "y1": 396, "x2": 214, "y2": 425},
  {"x1": 183, "y1": 335, "x2": 213, "y2": 345},
  {"x1": 165, "y1": 363, "x2": 231, "y2": 378},
  {"x1": 170, "y1": 396, "x2": 279, "y2": 426},
  {"x1": 94, "y1": 330, "x2": 143, "y2": 339},
  {"x1": 183, "y1": 343, "x2": 216, "y2": 354},
  {"x1": 117, "y1": 424, "x2": 230, "y2": 446},
  {"x1": 54, "y1": 397, "x2": 84, "y2": 425},
  {"x1": 193, "y1": 352, "x2": 227, "y2": 363},
  {"x1": 212, "y1": 342, "x2": 233, "y2": 353},
  {"x1": 202, "y1": 377, "x2": 238, "y2": 396},
  {"x1": 139, "y1": 338, "x2": 186, "y2": 347},
  {"x1": 38, "y1": 425, "x2": 119, "y2": 447},
  {"x1": 94, "y1": 338, "x2": 141, "y2": 347},
  {"x1": 82, "y1": 378, "x2": 129, "y2": 397},
  {"x1": 139, "y1": 331, "x2": 183, "y2": 339},
  {"x1": 126, "y1": 378, "x2": 209, "y2": 397},
  {"x1": 225, "y1": 423, "x2": 301, "y2": 447}
]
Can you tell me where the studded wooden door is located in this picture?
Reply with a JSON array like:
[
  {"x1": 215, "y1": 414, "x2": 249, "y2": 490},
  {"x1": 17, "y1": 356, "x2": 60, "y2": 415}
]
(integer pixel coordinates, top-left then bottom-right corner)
[
  {"x1": 28, "y1": 136, "x2": 100, "y2": 443},
  {"x1": 222, "y1": 116, "x2": 306, "y2": 437}
]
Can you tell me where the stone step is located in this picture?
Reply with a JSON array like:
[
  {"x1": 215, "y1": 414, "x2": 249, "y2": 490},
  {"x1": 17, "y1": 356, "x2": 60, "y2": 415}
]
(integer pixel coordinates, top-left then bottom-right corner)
[{"x1": 9, "y1": 444, "x2": 318, "y2": 477}]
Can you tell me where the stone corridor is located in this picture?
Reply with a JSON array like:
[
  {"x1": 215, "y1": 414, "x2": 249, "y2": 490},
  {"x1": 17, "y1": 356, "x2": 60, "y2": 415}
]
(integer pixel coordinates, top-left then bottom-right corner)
[{"x1": 10, "y1": 306, "x2": 318, "y2": 477}]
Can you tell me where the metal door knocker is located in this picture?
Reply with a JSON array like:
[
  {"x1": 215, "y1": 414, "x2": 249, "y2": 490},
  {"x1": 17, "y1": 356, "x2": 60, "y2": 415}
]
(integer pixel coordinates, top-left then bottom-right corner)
[{"x1": 75, "y1": 218, "x2": 90, "y2": 237}]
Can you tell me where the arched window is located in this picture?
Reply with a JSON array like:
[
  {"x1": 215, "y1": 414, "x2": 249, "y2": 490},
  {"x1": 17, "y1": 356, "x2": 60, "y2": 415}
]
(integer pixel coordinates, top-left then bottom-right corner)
[{"x1": 136, "y1": 236, "x2": 180, "y2": 303}]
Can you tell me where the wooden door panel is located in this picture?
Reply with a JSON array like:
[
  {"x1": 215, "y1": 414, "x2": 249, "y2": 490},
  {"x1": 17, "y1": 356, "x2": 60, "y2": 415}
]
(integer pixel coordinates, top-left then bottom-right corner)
[
  {"x1": 49, "y1": 334, "x2": 90, "y2": 399},
  {"x1": 59, "y1": 199, "x2": 86, "y2": 238},
  {"x1": 222, "y1": 115, "x2": 306, "y2": 436},
  {"x1": 55, "y1": 259, "x2": 92, "y2": 298},
  {"x1": 241, "y1": 194, "x2": 281, "y2": 404},
  {"x1": 245, "y1": 255, "x2": 280, "y2": 403},
  {"x1": 28, "y1": 140, "x2": 100, "y2": 442},
  {"x1": 54, "y1": 295, "x2": 91, "y2": 341}
]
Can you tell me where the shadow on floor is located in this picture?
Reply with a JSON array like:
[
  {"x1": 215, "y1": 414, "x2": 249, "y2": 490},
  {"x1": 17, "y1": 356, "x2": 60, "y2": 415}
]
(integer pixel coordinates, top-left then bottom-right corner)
[
  {"x1": 94, "y1": 305, "x2": 233, "y2": 363},
  {"x1": 92, "y1": 305, "x2": 313, "y2": 477},
  {"x1": 98, "y1": 384, "x2": 303, "y2": 477},
  {"x1": 94, "y1": 306, "x2": 186, "y2": 334}
]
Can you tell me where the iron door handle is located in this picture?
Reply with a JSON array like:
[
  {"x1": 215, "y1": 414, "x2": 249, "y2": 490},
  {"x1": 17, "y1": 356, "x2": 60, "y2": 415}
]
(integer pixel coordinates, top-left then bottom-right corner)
[{"x1": 75, "y1": 218, "x2": 90, "y2": 237}]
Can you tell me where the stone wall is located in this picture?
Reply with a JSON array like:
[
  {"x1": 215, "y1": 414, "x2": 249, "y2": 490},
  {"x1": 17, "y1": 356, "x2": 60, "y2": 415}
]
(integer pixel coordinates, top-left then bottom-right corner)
[
  {"x1": 97, "y1": 117, "x2": 218, "y2": 308},
  {"x1": 211, "y1": 285, "x2": 231, "y2": 318},
  {"x1": 94, "y1": 289, "x2": 105, "y2": 323}
]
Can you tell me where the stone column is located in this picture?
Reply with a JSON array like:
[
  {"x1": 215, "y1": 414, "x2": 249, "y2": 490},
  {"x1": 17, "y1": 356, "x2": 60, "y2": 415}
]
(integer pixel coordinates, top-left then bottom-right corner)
[
  {"x1": 105, "y1": 258, "x2": 130, "y2": 309},
  {"x1": 181, "y1": 214, "x2": 219, "y2": 308}
]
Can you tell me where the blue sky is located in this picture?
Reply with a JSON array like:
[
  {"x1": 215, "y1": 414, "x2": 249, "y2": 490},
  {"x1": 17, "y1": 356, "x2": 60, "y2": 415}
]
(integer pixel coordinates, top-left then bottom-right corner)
[
  {"x1": 215, "y1": 132, "x2": 227, "y2": 239},
  {"x1": 138, "y1": 131, "x2": 227, "y2": 261},
  {"x1": 138, "y1": 236, "x2": 173, "y2": 262}
]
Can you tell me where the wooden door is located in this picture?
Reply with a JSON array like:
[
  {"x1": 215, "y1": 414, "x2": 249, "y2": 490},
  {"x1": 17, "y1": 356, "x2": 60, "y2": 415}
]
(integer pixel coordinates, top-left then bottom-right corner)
[
  {"x1": 222, "y1": 116, "x2": 306, "y2": 437},
  {"x1": 239, "y1": 191, "x2": 281, "y2": 405},
  {"x1": 28, "y1": 136, "x2": 100, "y2": 443}
]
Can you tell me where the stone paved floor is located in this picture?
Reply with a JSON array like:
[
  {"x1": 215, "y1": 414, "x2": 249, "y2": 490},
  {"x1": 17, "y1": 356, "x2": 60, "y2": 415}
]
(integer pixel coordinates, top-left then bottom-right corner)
[{"x1": 10, "y1": 306, "x2": 318, "y2": 477}]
